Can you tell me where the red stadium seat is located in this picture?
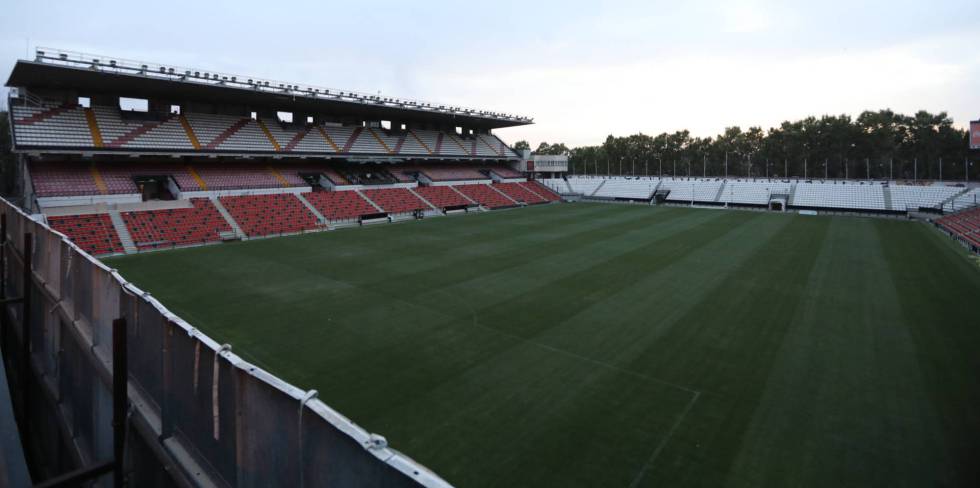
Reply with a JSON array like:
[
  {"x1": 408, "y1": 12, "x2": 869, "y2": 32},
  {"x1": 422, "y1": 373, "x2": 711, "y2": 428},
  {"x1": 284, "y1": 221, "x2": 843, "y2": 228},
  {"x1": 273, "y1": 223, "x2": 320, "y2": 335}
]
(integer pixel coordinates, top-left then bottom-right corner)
[
  {"x1": 123, "y1": 198, "x2": 232, "y2": 249},
  {"x1": 219, "y1": 193, "x2": 320, "y2": 237},
  {"x1": 47, "y1": 214, "x2": 123, "y2": 255}
]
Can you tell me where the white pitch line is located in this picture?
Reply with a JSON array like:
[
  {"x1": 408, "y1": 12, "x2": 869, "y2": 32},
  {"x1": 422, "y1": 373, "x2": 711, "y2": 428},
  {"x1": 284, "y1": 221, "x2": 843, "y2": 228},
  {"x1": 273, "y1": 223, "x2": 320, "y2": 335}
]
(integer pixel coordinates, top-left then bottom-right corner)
[
  {"x1": 473, "y1": 319, "x2": 700, "y2": 396},
  {"x1": 446, "y1": 287, "x2": 703, "y2": 397},
  {"x1": 627, "y1": 390, "x2": 701, "y2": 488}
]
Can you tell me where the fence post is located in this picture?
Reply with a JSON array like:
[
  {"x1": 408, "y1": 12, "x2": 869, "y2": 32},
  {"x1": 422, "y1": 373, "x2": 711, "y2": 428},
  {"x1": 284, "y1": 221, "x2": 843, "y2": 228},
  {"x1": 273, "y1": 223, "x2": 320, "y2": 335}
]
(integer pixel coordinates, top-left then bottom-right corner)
[
  {"x1": 112, "y1": 317, "x2": 128, "y2": 488},
  {"x1": 1, "y1": 212, "x2": 6, "y2": 354},
  {"x1": 160, "y1": 321, "x2": 173, "y2": 440},
  {"x1": 20, "y1": 231, "x2": 32, "y2": 442}
]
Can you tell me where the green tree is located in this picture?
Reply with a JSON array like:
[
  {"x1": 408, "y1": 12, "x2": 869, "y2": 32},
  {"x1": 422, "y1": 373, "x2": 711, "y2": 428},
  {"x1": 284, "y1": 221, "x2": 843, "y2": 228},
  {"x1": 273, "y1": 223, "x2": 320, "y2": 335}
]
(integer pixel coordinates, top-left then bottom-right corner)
[{"x1": 559, "y1": 108, "x2": 977, "y2": 180}]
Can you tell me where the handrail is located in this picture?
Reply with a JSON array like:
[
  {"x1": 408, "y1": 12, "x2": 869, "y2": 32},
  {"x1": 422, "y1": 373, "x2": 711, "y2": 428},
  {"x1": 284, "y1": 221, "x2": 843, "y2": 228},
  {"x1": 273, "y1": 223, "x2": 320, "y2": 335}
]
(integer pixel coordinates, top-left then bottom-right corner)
[{"x1": 29, "y1": 47, "x2": 533, "y2": 124}]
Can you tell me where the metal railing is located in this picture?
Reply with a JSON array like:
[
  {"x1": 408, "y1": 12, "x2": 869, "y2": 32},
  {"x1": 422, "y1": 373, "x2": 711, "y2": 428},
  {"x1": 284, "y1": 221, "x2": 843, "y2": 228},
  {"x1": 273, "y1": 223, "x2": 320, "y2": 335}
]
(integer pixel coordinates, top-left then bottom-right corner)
[
  {"x1": 30, "y1": 47, "x2": 532, "y2": 124},
  {"x1": 0, "y1": 196, "x2": 451, "y2": 487}
]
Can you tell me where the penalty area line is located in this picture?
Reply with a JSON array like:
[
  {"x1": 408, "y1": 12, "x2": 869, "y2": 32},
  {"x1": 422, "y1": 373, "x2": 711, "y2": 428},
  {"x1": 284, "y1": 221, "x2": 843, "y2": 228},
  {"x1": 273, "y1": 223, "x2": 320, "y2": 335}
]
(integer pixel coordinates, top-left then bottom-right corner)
[{"x1": 627, "y1": 390, "x2": 700, "y2": 488}]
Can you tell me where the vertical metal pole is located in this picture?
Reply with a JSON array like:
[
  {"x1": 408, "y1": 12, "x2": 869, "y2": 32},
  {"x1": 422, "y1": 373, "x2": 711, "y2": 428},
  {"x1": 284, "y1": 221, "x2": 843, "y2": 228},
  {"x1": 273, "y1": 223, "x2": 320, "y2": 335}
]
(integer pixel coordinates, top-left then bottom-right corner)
[
  {"x1": 724, "y1": 152, "x2": 728, "y2": 179},
  {"x1": 20, "y1": 232, "x2": 32, "y2": 440},
  {"x1": 0, "y1": 213, "x2": 6, "y2": 299},
  {"x1": 890, "y1": 158, "x2": 893, "y2": 181},
  {"x1": 0, "y1": 213, "x2": 6, "y2": 353},
  {"x1": 914, "y1": 158, "x2": 917, "y2": 182},
  {"x1": 112, "y1": 317, "x2": 128, "y2": 488},
  {"x1": 939, "y1": 157, "x2": 943, "y2": 182},
  {"x1": 703, "y1": 155, "x2": 706, "y2": 178}
]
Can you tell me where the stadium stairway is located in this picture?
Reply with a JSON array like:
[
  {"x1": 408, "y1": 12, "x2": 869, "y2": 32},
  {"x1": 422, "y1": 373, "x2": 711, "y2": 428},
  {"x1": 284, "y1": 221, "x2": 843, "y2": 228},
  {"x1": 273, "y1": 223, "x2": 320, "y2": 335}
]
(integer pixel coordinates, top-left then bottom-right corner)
[
  {"x1": 106, "y1": 116, "x2": 172, "y2": 148},
  {"x1": 449, "y1": 185, "x2": 479, "y2": 205},
  {"x1": 209, "y1": 196, "x2": 246, "y2": 237},
  {"x1": 518, "y1": 182, "x2": 549, "y2": 202},
  {"x1": 108, "y1": 210, "x2": 137, "y2": 253},
  {"x1": 179, "y1": 114, "x2": 202, "y2": 149},
  {"x1": 883, "y1": 186, "x2": 893, "y2": 211},
  {"x1": 714, "y1": 181, "x2": 727, "y2": 203},
  {"x1": 368, "y1": 128, "x2": 395, "y2": 154},
  {"x1": 489, "y1": 184, "x2": 521, "y2": 205},
  {"x1": 204, "y1": 118, "x2": 250, "y2": 150},
  {"x1": 408, "y1": 130, "x2": 434, "y2": 155},
  {"x1": 941, "y1": 187, "x2": 972, "y2": 211},
  {"x1": 407, "y1": 187, "x2": 441, "y2": 212},
  {"x1": 83, "y1": 108, "x2": 105, "y2": 147},
  {"x1": 564, "y1": 179, "x2": 573, "y2": 194},
  {"x1": 789, "y1": 181, "x2": 798, "y2": 206},
  {"x1": 89, "y1": 165, "x2": 109, "y2": 194},
  {"x1": 284, "y1": 127, "x2": 310, "y2": 152},
  {"x1": 255, "y1": 119, "x2": 282, "y2": 151},
  {"x1": 295, "y1": 193, "x2": 329, "y2": 225},
  {"x1": 355, "y1": 189, "x2": 386, "y2": 213},
  {"x1": 590, "y1": 179, "x2": 606, "y2": 197}
]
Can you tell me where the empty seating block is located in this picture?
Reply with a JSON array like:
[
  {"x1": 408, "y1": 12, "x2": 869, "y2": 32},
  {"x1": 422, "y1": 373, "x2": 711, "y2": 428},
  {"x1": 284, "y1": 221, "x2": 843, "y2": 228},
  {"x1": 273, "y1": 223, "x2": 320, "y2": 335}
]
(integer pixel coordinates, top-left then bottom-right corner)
[
  {"x1": 11, "y1": 103, "x2": 93, "y2": 148},
  {"x1": 455, "y1": 184, "x2": 515, "y2": 208},
  {"x1": 47, "y1": 214, "x2": 123, "y2": 255},
  {"x1": 361, "y1": 188, "x2": 427, "y2": 213},
  {"x1": 792, "y1": 182, "x2": 885, "y2": 210},
  {"x1": 12, "y1": 103, "x2": 521, "y2": 160},
  {"x1": 415, "y1": 186, "x2": 472, "y2": 208},
  {"x1": 950, "y1": 189, "x2": 980, "y2": 211},
  {"x1": 322, "y1": 167, "x2": 351, "y2": 185},
  {"x1": 91, "y1": 108, "x2": 195, "y2": 150},
  {"x1": 494, "y1": 182, "x2": 546, "y2": 204},
  {"x1": 123, "y1": 199, "x2": 232, "y2": 249},
  {"x1": 487, "y1": 165, "x2": 524, "y2": 179},
  {"x1": 540, "y1": 178, "x2": 570, "y2": 195},
  {"x1": 889, "y1": 185, "x2": 961, "y2": 211},
  {"x1": 566, "y1": 177, "x2": 606, "y2": 196},
  {"x1": 937, "y1": 207, "x2": 980, "y2": 248},
  {"x1": 422, "y1": 166, "x2": 488, "y2": 181},
  {"x1": 219, "y1": 194, "x2": 319, "y2": 237},
  {"x1": 194, "y1": 165, "x2": 290, "y2": 190},
  {"x1": 31, "y1": 162, "x2": 102, "y2": 197},
  {"x1": 720, "y1": 181, "x2": 791, "y2": 205},
  {"x1": 592, "y1": 177, "x2": 660, "y2": 199},
  {"x1": 302, "y1": 190, "x2": 378, "y2": 220},
  {"x1": 664, "y1": 179, "x2": 722, "y2": 203},
  {"x1": 522, "y1": 181, "x2": 561, "y2": 202}
]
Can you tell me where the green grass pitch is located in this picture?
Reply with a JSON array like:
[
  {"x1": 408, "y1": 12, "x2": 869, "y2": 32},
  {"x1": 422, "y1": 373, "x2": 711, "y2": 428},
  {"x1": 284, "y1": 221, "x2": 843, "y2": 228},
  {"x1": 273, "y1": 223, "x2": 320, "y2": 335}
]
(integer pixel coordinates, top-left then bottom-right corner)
[{"x1": 108, "y1": 203, "x2": 980, "y2": 487}]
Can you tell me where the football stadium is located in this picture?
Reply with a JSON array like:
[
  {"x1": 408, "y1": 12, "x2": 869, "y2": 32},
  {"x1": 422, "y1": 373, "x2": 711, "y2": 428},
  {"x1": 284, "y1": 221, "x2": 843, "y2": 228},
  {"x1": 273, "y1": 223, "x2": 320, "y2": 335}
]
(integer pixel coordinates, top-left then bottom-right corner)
[{"x1": 1, "y1": 42, "x2": 979, "y2": 488}]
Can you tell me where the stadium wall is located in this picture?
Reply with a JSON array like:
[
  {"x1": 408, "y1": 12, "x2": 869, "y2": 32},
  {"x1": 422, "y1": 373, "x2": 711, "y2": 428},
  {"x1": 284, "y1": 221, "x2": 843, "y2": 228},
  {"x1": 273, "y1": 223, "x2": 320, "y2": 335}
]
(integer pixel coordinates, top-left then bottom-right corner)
[{"x1": 0, "y1": 197, "x2": 450, "y2": 487}]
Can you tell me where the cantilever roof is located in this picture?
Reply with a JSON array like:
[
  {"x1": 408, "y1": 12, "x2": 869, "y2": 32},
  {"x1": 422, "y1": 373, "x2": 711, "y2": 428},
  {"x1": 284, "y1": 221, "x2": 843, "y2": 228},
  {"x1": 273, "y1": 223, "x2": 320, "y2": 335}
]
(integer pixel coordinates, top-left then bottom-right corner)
[{"x1": 5, "y1": 48, "x2": 533, "y2": 130}]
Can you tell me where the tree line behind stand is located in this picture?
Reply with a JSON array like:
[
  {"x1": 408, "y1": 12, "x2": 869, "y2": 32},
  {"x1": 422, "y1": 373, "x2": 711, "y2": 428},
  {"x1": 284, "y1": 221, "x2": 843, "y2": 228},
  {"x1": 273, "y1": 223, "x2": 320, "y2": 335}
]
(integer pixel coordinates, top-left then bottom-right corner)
[{"x1": 513, "y1": 109, "x2": 979, "y2": 181}]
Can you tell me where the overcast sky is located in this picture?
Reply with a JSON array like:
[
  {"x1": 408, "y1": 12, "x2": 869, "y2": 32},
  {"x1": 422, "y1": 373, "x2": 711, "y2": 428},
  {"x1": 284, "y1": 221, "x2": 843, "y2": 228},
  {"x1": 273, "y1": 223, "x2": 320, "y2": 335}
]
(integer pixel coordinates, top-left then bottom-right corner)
[{"x1": 2, "y1": 0, "x2": 978, "y2": 147}]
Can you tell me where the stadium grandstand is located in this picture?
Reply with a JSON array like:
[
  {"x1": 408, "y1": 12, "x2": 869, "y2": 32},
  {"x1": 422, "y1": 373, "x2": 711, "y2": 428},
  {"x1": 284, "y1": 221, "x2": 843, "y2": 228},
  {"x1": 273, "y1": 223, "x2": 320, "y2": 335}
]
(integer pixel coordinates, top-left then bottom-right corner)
[
  {"x1": 0, "y1": 47, "x2": 561, "y2": 488},
  {"x1": 2, "y1": 46, "x2": 980, "y2": 488},
  {"x1": 4, "y1": 49, "x2": 565, "y2": 257},
  {"x1": 541, "y1": 176, "x2": 980, "y2": 252}
]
